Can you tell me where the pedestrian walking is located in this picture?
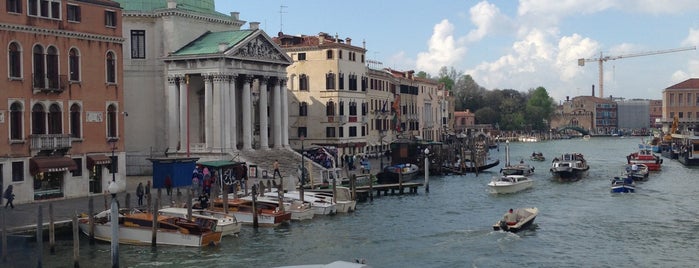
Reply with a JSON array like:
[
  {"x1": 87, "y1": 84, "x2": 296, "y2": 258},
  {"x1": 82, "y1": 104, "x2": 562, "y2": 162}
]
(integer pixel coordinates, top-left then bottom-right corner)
[
  {"x1": 273, "y1": 160, "x2": 282, "y2": 180},
  {"x1": 136, "y1": 182, "x2": 144, "y2": 206},
  {"x1": 4, "y1": 185, "x2": 15, "y2": 209}
]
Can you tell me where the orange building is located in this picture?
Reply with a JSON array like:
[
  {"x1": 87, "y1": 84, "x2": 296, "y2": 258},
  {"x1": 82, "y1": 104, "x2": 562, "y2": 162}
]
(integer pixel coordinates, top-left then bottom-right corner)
[
  {"x1": 1, "y1": 0, "x2": 124, "y2": 204},
  {"x1": 454, "y1": 110, "x2": 475, "y2": 132}
]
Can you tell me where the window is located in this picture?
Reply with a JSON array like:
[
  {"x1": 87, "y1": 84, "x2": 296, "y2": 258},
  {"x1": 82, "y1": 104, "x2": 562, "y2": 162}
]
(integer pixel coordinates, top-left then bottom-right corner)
[
  {"x1": 67, "y1": 4, "x2": 81, "y2": 22},
  {"x1": 105, "y1": 10, "x2": 117, "y2": 27},
  {"x1": 299, "y1": 102, "x2": 308, "y2": 116},
  {"x1": 46, "y1": 46, "x2": 58, "y2": 89},
  {"x1": 28, "y1": 0, "x2": 37, "y2": 15},
  {"x1": 32, "y1": 103, "x2": 46, "y2": 134},
  {"x1": 361, "y1": 54, "x2": 365, "y2": 63},
  {"x1": 326, "y1": 50, "x2": 333, "y2": 59},
  {"x1": 362, "y1": 126, "x2": 366, "y2": 136},
  {"x1": 362, "y1": 102, "x2": 367, "y2": 116},
  {"x1": 349, "y1": 102, "x2": 357, "y2": 116},
  {"x1": 7, "y1": 0, "x2": 22, "y2": 13},
  {"x1": 299, "y1": 74, "x2": 309, "y2": 91},
  {"x1": 297, "y1": 53, "x2": 306, "y2": 61},
  {"x1": 349, "y1": 74, "x2": 357, "y2": 90},
  {"x1": 33, "y1": 45, "x2": 45, "y2": 88},
  {"x1": 71, "y1": 158, "x2": 82, "y2": 177},
  {"x1": 130, "y1": 30, "x2": 146, "y2": 59},
  {"x1": 70, "y1": 104, "x2": 81, "y2": 138},
  {"x1": 326, "y1": 101, "x2": 335, "y2": 116},
  {"x1": 339, "y1": 101, "x2": 345, "y2": 116},
  {"x1": 107, "y1": 104, "x2": 117, "y2": 138},
  {"x1": 338, "y1": 73, "x2": 344, "y2": 90},
  {"x1": 349, "y1": 126, "x2": 357, "y2": 137},
  {"x1": 361, "y1": 76, "x2": 367, "y2": 91},
  {"x1": 48, "y1": 103, "x2": 62, "y2": 134},
  {"x1": 12, "y1": 161, "x2": 24, "y2": 182},
  {"x1": 69, "y1": 48, "x2": 80, "y2": 81},
  {"x1": 9, "y1": 42, "x2": 22, "y2": 78},
  {"x1": 338, "y1": 50, "x2": 343, "y2": 59},
  {"x1": 297, "y1": 127, "x2": 307, "y2": 138},
  {"x1": 326, "y1": 127, "x2": 336, "y2": 138},
  {"x1": 325, "y1": 73, "x2": 335, "y2": 90},
  {"x1": 339, "y1": 127, "x2": 344, "y2": 138},
  {"x1": 29, "y1": 0, "x2": 61, "y2": 18},
  {"x1": 10, "y1": 102, "x2": 23, "y2": 140},
  {"x1": 106, "y1": 51, "x2": 116, "y2": 83}
]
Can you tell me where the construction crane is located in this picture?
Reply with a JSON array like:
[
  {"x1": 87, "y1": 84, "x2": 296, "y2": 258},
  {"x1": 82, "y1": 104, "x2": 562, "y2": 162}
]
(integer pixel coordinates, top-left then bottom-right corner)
[{"x1": 577, "y1": 46, "x2": 696, "y2": 98}]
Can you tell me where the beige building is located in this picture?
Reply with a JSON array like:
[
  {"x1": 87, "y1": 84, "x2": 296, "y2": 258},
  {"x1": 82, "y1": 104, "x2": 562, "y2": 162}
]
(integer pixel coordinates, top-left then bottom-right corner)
[
  {"x1": 662, "y1": 78, "x2": 699, "y2": 133},
  {"x1": 366, "y1": 68, "x2": 398, "y2": 156}
]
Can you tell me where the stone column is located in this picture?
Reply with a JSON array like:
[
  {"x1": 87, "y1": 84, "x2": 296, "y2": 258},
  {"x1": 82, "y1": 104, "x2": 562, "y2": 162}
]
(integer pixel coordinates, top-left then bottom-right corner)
[
  {"x1": 228, "y1": 75, "x2": 238, "y2": 151},
  {"x1": 204, "y1": 75, "x2": 213, "y2": 150},
  {"x1": 178, "y1": 75, "x2": 188, "y2": 153},
  {"x1": 259, "y1": 77, "x2": 270, "y2": 150},
  {"x1": 242, "y1": 75, "x2": 253, "y2": 150},
  {"x1": 166, "y1": 76, "x2": 179, "y2": 152},
  {"x1": 273, "y1": 79, "x2": 282, "y2": 149},
  {"x1": 213, "y1": 74, "x2": 224, "y2": 152},
  {"x1": 281, "y1": 79, "x2": 290, "y2": 147}
]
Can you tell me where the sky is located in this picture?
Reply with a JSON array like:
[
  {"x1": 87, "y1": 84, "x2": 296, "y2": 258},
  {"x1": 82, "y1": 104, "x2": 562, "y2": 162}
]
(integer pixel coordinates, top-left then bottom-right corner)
[{"x1": 214, "y1": 0, "x2": 699, "y2": 102}]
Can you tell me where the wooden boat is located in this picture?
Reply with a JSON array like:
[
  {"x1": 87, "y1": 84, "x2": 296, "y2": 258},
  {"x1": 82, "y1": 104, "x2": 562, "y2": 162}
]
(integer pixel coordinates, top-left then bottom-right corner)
[
  {"x1": 267, "y1": 191, "x2": 337, "y2": 215},
  {"x1": 210, "y1": 197, "x2": 291, "y2": 227},
  {"x1": 307, "y1": 187, "x2": 356, "y2": 213},
  {"x1": 611, "y1": 177, "x2": 636, "y2": 193},
  {"x1": 78, "y1": 209, "x2": 222, "y2": 247},
  {"x1": 487, "y1": 175, "x2": 533, "y2": 194},
  {"x1": 627, "y1": 149, "x2": 663, "y2": 171},
  {"x1": 245, "y1": 195, "x2": 315, "y2": 221},
  {"x1": 550, "y1": 153, "x2": 589, "y2": 180},
  {"x1": 624, "y1": 164, "x2": 649, "y2": 181},
  {"x1": 376, "y1": 163, "x2": 419, "y2": 184},
  {"x1": 158, "y1": 207, "x2": 241, "y2": 236},
  {"x1": 493, "y1": 207, "x2": 538, "y2": 233}
]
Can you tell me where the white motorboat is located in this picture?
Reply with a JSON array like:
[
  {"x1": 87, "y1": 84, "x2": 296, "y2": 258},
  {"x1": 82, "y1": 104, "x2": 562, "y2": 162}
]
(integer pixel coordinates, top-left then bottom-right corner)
[
  {"x1": 500, "y1": 140, "x2": 535, "y2": 176},
  {"x1": 78, "y1": 209, "x2": 222, "y2": 247},
  {"x1": 493, "y1": 207, "x2": 539, "y2": 233},
  {"x1": 487, "y1": 175, "x2": 533, "y2": 194},
  {"x1": 266, "y1": 191, "x2": 337, "y2": 215},
  {"x1": 210, "y1": 197, "x2": 292, "y2": 227},
  {"x1": 158, "y1": 207, "x2": 241, "y2": 236},
  {"x1": 308, "y1": 187, "x2": 356, "y2": 213},
  {"x1": 242, "y1": 195, "x2": 314, "y2": 221},
  {"x1": 550, "y1": 153, "x2": 589, "y2": 180}
]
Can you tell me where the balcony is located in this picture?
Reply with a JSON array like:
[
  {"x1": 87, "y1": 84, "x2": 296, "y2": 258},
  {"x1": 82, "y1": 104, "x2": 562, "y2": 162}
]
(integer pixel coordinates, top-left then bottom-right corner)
[
  {"x1": 33, "y1": 73, "x2": 67, "y2": 93},
  {"x1": 30, "y1": 134, "x2": 72, "y2": 151}
]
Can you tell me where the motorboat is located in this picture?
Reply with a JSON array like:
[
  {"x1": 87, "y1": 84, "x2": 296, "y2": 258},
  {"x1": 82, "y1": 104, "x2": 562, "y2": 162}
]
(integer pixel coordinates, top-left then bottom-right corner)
[
  {"x1": 624, "y1": 164, "x2": 649, "y2": 181},
  {"x1": 500, "y1": 140, "x2": 534, "y2": 176},
  {"x1": 376, "y1": 163, "x2": 419, "y2": 184},
  {"x1": 245, "y1": 195, "x2": 315, "y2": 221},
  {"x1": 487, "y1": 175, "x2": 533, "y2": 194},
  {"x1": 78, "y1": 209, "x2": 222, "y2": 247},
  {"x1": 550, "y1": 153, "x2": 589, "y2": 180},
  {"x1": 493, "y1": 207, "x2": 539, "y2": 233},
  {"x1": 210, "y1": 197, "x2": 291, "y2": 227},
  {"x1": 529, "y1": 152, "x2": 545, "y2": 161},
  {"x1": 158, "y1": 207, "x2": 241, "y2": 236},
  {"x1": 518, "y1": 136, "x2": 539, "y2": 142},
  {"x1": 269, "y1": 190, "x2": 337, "y2": 215},
  {"x1": 627, "y1": 149, "x2": 663, "y2": 171},
  {"x1": 307, "y1": 187, "x2": 356, "y2": 213},
  {"x1": 611, "y1": 176, "x2": 636, "y2": 193}
]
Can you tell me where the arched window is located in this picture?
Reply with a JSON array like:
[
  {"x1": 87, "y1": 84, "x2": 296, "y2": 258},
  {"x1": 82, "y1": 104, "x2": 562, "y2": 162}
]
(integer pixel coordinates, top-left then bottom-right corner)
[
  {"x1": 326, "y1": 101, "x2": 335, "y2": 116},
  {"x1": 325, "y1": 72, "x2": 335, "y2": 90},
  {"x1": 9, "y1": 42, "x2": 22, "y2": 78},
  {"x1": 70, "y1": 104, "x2": 81, "y2": 138},
  {"x1": 33, "y1": 45, "x2": 45, "y2": 88},
  {"x1": 10, "y1": 102, "x2": 23, "y2": 140},
  {"x1": 349, "y1": 101, "x2": 357, "y2": 116},
  {"x1": 106, "y1": 51, "x2": 116, "y2": 83},
  {"x1": 107, "y1": 104, "x2": 117, "y2": 138},
  {"x1": 299, "y1": 102, "x2": 308, "y2": 116},
  {"x1": 32, "y1": 103, "x2": 46, "y2": 134},
  {"x1": 299, "y1": 74, "x2": 308, "y2": 91},
  {"x1": 339, "y1": 101, "x2": 345, "y2": 116},
  {"x1": 69, "y1": 48, "x2": 80, "y2": 81},
  {"x1": 48, "y1": 103, "x2": 62, "y2": 134},
  {"x1": 46, "y1": 46, "x2": 58, "y2": 89}
]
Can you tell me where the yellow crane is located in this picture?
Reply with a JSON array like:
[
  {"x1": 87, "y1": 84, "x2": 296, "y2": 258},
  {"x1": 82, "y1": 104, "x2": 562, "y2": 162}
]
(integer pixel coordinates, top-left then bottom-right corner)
[
  {"x1": 664, "y1": 115, "x2": 679, "y2": 142},
  {"x1": 577, "y1": 46, "x2": 696, "y2": 98}
]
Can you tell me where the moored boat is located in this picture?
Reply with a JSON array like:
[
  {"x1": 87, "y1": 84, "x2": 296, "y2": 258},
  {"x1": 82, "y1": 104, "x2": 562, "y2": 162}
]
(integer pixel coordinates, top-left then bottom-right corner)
[
  {"x1": 78, "y1": 209, "x2": 222, "y2": 247},
  {"x1": 529, "y1": 152, "x2": 545, "y2": 161},
  {"x1": 376, "y1": 163, "x2": 419, "y2": 184},
  {"x1": 611, "y1": 176, "x2": 636, "y2": 193},
  {"x1": 307, "y1": 186, "x2": 356, "y2": 213},
  {"x1": 627, "y1": 149, "x2": 663, "y2": 171},
  {"x1": 487, "y1": 175, "x2": 533, "y2": 194},
  {"x1": 210, "y1": 197, "x2": 291, "y2": 227},
  {"x1": 158, "y1": 207, "x2": 241, "y2": 237},
  {"x1": 550, "y1": 153, "x2": 589, "y2": 180},
  {"x1": 266, "y1": 191, "x2": 337, "y2": 215},
  {"x1": 493, "y1": 207, "x2": 539, "y2": 233}
]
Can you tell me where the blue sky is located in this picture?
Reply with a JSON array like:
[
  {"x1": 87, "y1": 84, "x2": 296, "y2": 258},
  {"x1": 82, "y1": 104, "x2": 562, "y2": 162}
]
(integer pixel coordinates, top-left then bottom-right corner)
[{"x1": 214, "y1": 0, "x2": 699, "y2": 102}]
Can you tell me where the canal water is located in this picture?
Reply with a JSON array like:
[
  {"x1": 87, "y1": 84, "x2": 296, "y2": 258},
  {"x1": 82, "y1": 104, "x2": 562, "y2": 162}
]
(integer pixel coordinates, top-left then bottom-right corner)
[{"x1": 7, "y1": 137, "x2": 699, "y2": 267}]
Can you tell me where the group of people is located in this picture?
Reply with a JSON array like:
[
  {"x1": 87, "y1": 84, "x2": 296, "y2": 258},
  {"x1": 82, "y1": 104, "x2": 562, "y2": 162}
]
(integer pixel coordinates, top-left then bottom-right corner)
[{"x1": 135, "y1": 181, "x2": 152, "y2": 207}]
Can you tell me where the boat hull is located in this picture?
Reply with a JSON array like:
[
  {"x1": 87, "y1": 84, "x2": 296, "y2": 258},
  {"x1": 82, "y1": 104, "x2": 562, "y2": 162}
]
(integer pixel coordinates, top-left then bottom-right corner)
[
  {"x1": 488, "y1": 181, "x2": 533, "y2": 194},
  {"x1": 493, "y1": 207, "x2": 538, "y2": 233}
]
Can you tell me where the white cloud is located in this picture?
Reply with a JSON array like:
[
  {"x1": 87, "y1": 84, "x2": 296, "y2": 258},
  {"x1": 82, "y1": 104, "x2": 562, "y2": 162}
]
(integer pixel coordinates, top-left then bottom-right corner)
[
  {"x1": 682, "y1": 28, "x2": 699, "y2": 47},
  {"x1": 415, "y1": 19, "x2": 467, "y2": 75},
  {"x1": 556, "y1": 34, "x2": 600, "y2": 81},
  {"x1": 465, "y1": 1, "x2": 512, "y2": 42}
]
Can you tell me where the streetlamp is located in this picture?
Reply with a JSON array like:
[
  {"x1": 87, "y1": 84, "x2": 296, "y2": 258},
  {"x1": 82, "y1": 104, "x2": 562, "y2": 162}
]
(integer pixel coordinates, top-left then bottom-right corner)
[
  {"x1": 107, "y1": 139, "x2": 119, "y2": 267},
  {"x1": 423, "y1": 147, "x2": 430, "y2": 193}
]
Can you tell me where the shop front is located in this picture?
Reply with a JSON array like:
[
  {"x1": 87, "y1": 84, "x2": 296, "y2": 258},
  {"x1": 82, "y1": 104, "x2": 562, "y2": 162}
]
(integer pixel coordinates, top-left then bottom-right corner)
[
  {"x1": 29, "y1": 156, "x2": 78, "y2": 200},
  {"x1": 87, "y1": 155, "x2": 112, "y2": 194}
]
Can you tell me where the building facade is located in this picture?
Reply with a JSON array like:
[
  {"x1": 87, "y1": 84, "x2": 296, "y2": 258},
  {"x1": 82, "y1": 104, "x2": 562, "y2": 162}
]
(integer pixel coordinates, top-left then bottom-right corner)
[
  {"x1": 1, "y1": 0, "x2": 125, "y2": 204},
  {"x1": 616, "y1": 99, "x2": 650, "y2": 132},
  {"x1": 649, "y1": 99, "x2": 663, "y2": 128},
  {"x1": 453, "y1": 110, "x2": 475, "y2": 133},
  {"x1": 662, "y1": 78, "x2": 699, "y2": 133}
]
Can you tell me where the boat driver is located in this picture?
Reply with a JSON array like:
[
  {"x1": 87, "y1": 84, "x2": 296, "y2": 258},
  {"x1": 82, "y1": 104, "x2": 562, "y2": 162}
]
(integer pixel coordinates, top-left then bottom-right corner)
[{"x1": 504, "y1": 208, "x2": 517, "y2": 225}]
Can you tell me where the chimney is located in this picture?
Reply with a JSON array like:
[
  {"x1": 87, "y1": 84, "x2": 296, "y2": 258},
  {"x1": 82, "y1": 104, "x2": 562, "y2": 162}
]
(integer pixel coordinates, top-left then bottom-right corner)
[
  {"x1": 591, "y1": 84, "x2": 595, "y2": 97},
  {"x1": 218, "y1": 42, "x2": 229, "y2": 53},
  {"x1": 230, "y1": 12, "x2": 239, "y2": 20},
  {"x1": 249, "y1": 22, "x2": 260, "y2": 30},
  {"x1": 167, "y1": 0, "x2": 177, "y2": 9},
  {"x1": 345, "y1": 37, "x2": 352, "y2": 45}
]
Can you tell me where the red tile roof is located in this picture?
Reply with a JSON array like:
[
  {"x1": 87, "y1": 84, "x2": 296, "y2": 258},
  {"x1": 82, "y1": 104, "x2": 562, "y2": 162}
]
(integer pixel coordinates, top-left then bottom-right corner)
[{"x1": 667, "y1": 78, "x2": 699, "y2": 89}]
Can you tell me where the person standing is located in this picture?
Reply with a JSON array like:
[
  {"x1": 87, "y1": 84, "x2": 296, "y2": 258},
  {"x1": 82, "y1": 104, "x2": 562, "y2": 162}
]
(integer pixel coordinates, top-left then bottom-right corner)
[
  {"x1": 145, "y1": 181, "x2": 151, "y2": 205},
  {"x1": 273, "y1": 160, "x2": 282, "y2": 180},
  {"x1": 164, "y1": 175, "x2": 173, "y2": 196},
  {"x1": 4, "y1": 185, "x2": 15, "y2": 209},
  {"x1": 136, "y1": 182, "x2": 144, "y2": 206}
]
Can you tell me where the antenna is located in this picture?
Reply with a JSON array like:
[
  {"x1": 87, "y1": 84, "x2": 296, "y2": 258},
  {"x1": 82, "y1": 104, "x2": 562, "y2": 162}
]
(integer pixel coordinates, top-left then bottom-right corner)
[{"x1": 279, "y1": 3, "x2": 287, "y2": 33}]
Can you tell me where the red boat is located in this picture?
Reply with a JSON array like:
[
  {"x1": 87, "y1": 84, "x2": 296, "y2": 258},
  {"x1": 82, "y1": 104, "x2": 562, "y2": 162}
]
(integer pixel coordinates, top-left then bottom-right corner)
[{"x1": 627, "y1": 149, "x2": 663, "y2": 171}]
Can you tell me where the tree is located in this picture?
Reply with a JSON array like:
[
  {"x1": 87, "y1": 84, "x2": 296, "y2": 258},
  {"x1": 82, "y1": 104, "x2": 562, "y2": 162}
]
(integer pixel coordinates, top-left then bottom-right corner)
[{"x1": 525, "y1": 87, "x2": 555, "y2": 130}]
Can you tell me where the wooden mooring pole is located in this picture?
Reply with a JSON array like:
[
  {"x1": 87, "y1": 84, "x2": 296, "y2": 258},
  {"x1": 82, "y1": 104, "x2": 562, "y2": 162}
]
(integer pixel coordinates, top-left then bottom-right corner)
[
  {"x1": 37, "y1": 205, "x2": 43, "y2": 268},
  {"x1": 72, "y1": 213, "x2": 80, "y2": 268},
  {"x1": 49, "y1": 203, "x2": 55, "y2": 254},
  {"x1": 88, "y1": 197, "x2": 95, "y2": 244}
]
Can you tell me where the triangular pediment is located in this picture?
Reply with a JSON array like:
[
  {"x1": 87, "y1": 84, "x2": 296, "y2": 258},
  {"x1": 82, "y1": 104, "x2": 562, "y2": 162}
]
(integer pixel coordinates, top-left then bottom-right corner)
[{"x1": 228, "y1": 31, "x2": 292, "y2": 65}]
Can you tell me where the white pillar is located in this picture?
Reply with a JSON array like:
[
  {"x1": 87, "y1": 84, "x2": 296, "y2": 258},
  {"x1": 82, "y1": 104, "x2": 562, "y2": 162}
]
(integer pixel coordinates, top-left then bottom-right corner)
[
  {"x1": 204, "y1": 75, "x2": 213, "y2": 150},
  {"x1": 259, "y1": 77, "x2": 269, "y2": 150},
  {"x1": 242, "y1": 76, "x2": 253, "y2": 150},
  {"x1": 166, "y1": 76, "x2": 179, "y2": 151},
  {"x1": 229, "y1": 75, "x2": 238, "y2": 151},
  {"x1": 213, "y1": 75, "x2": 224, "y2": 152},
  {"x1": 281, "y1": 79, "x2": 290, "y2": 147},
  {"x1": 178, "y1": 75, "x2": 188, "y2": 153},
  {"x1": 273, "y1": 79, "x2": 282, "y2": 149}
]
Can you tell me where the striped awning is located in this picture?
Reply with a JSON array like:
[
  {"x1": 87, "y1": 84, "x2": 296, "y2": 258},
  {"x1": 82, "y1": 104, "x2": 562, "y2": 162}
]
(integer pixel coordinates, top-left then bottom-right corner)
[
  {"x1": 29, "y1": 156, "x2": 78, "y2": 176},
  {"x1": 87, "y1": 155, "x2": 112, "y2": 169}
]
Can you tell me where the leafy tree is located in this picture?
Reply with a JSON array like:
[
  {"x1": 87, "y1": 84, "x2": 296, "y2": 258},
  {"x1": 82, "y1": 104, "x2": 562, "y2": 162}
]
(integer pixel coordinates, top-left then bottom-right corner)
[
  {"x1": 525, "y1": 87, "x2": 555, "y2": 130},
  {"x1": 474, "y1": 107, "x2": 498, "y2": 124}
]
